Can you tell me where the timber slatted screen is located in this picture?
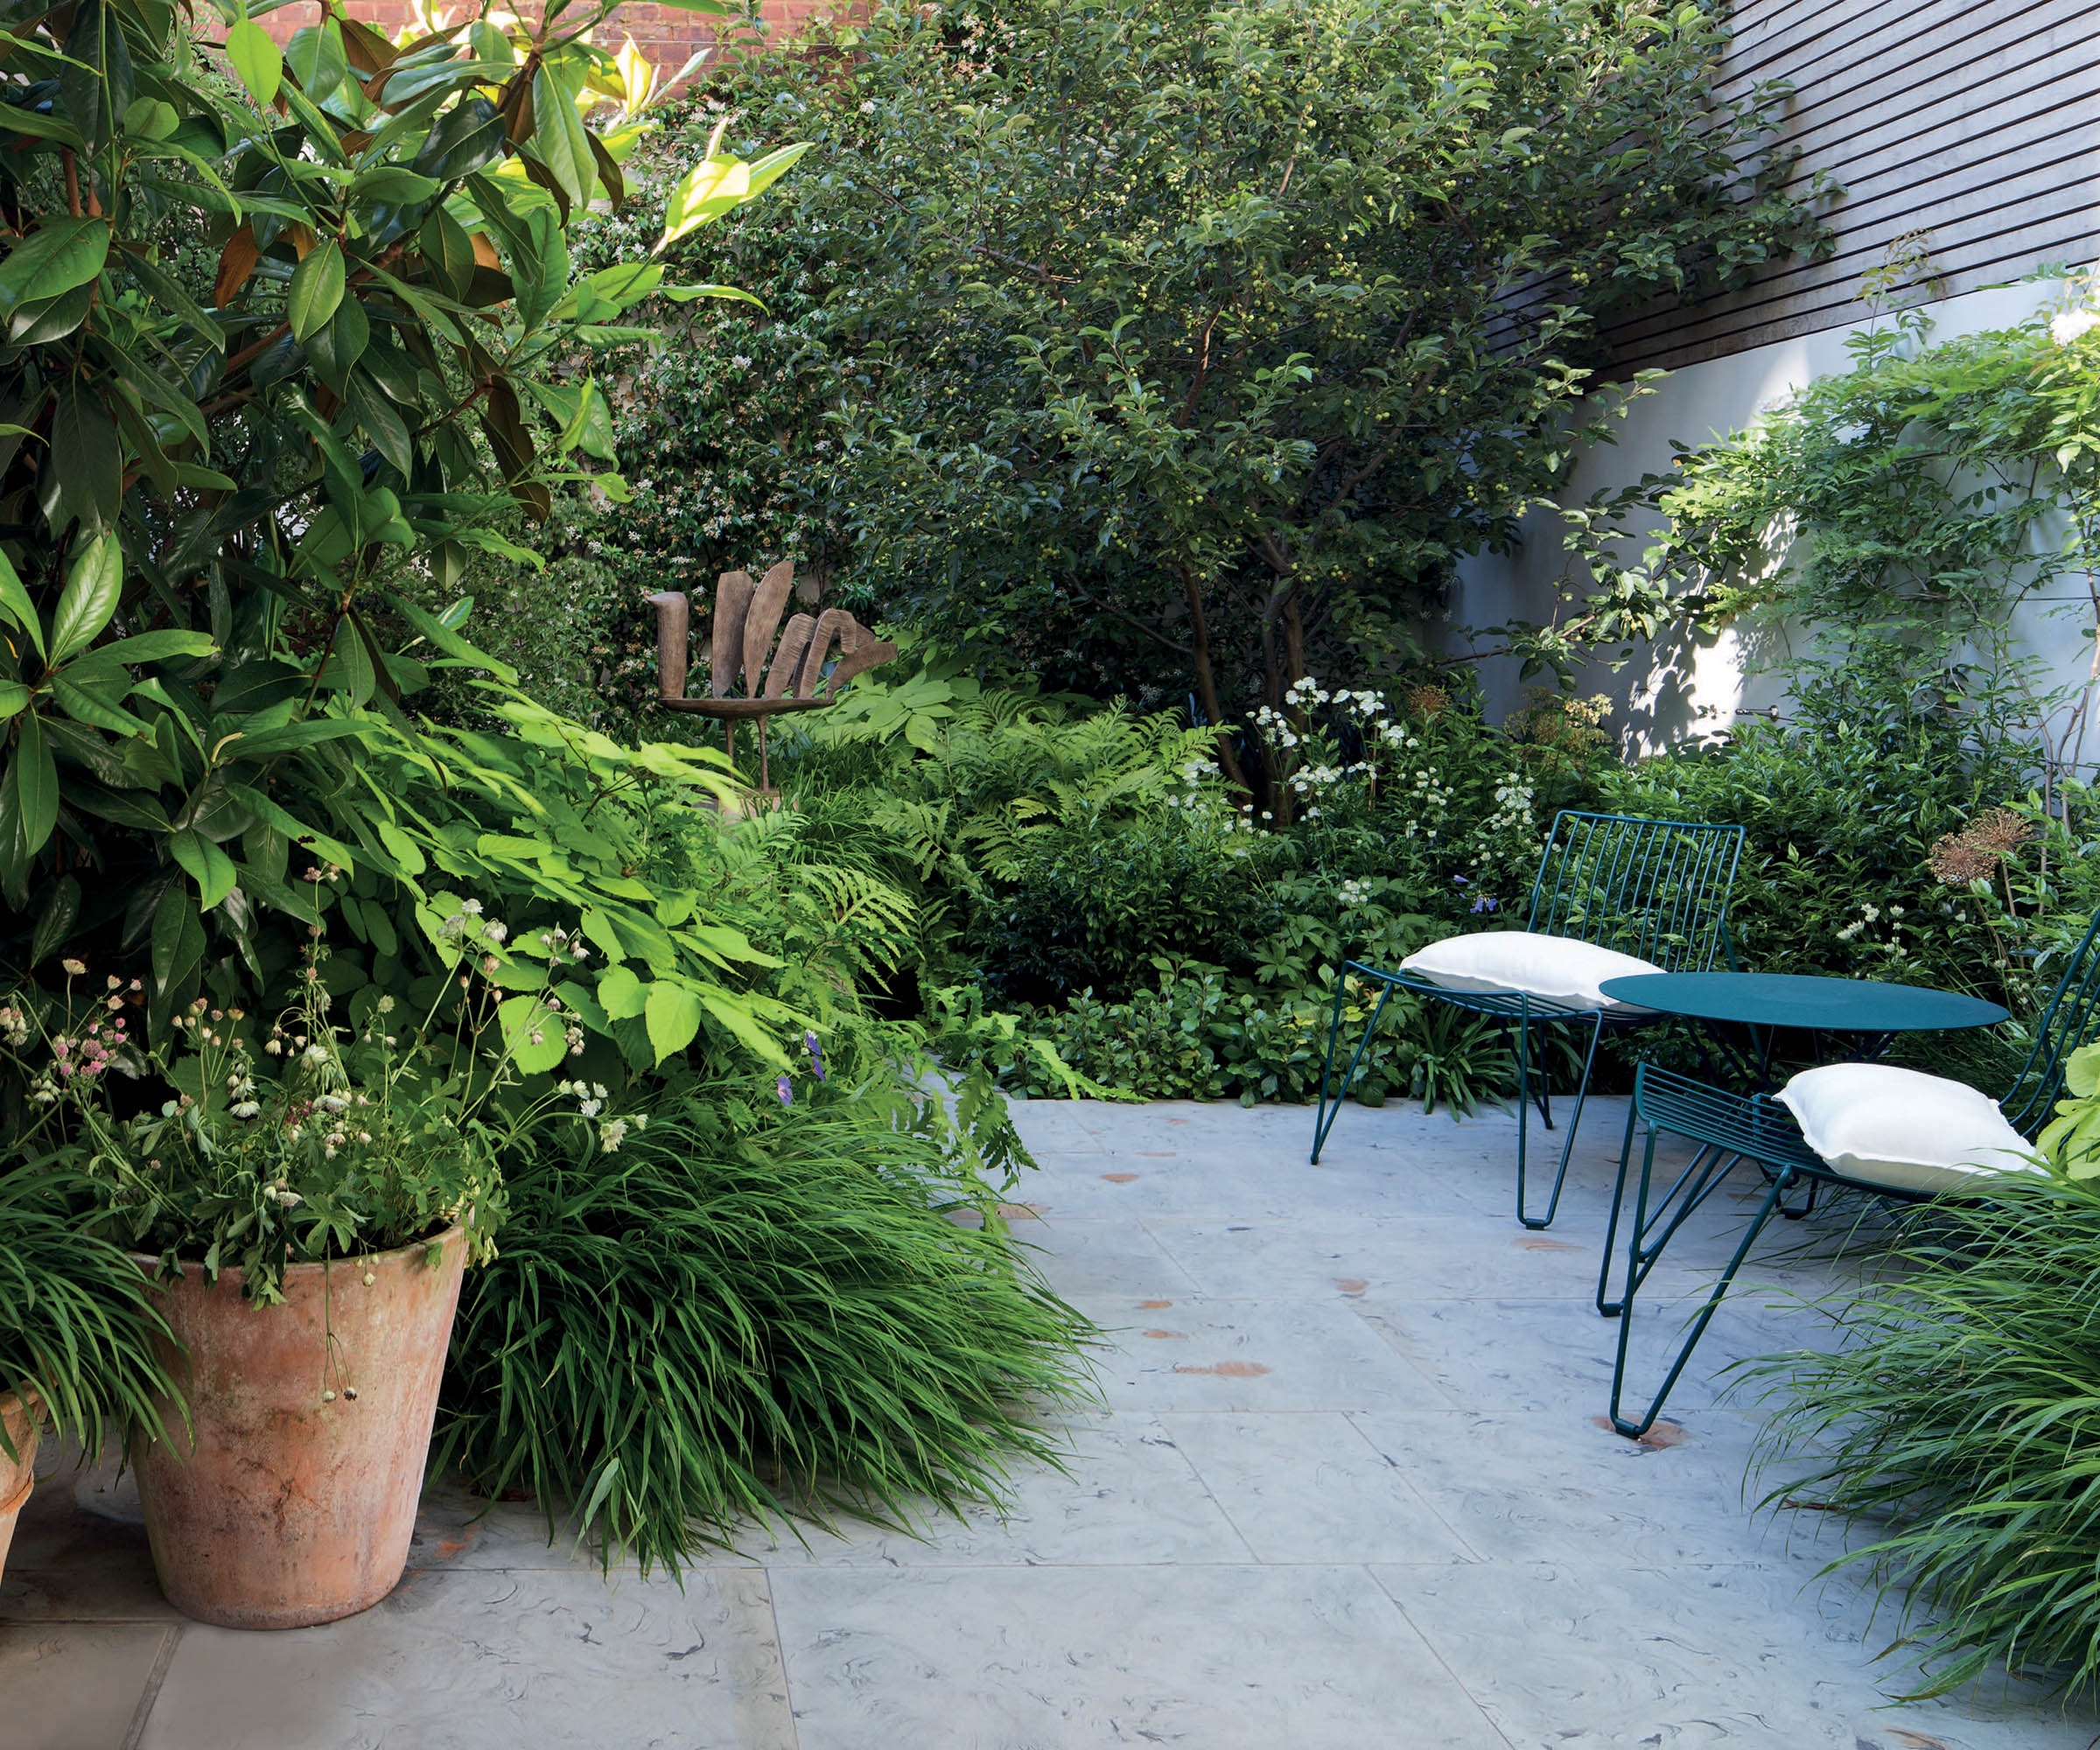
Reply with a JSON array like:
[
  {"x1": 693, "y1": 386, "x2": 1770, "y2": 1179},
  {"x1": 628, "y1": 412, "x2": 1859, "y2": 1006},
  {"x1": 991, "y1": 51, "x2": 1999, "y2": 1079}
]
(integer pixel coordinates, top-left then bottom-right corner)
[{"x1": 1597, "y1": 0, "x2": 2100, "y2": 373}]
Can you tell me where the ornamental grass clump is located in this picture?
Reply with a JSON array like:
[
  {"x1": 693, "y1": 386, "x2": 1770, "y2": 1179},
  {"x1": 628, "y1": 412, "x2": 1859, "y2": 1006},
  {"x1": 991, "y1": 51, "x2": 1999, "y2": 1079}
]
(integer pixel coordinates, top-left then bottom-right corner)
[
  {"x1": 437, "y1": 1093, "x2": 1099, "y2": 1572},
  {"x1": 1746, "y1": 1043, "x2": 2100, "y2": 1698}
]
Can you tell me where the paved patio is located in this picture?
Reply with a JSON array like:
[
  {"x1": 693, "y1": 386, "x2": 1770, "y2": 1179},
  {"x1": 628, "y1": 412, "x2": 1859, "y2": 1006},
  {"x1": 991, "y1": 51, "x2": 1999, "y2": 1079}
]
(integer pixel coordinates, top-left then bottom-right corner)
[{"x1": 4, "y1": 1096, "x2": 2096, "y2": 1748}]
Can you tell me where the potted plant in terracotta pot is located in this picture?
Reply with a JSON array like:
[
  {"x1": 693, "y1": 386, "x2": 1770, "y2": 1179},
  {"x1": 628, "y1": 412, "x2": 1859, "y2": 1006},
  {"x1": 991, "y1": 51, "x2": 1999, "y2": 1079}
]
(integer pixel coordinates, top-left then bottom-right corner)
[
  {"x1": 1, "y1": 917, "x2": 606, "y2": 1628},
  {"x1": 0, "y1": 1152, "x2": 178, "y2": 1589}
]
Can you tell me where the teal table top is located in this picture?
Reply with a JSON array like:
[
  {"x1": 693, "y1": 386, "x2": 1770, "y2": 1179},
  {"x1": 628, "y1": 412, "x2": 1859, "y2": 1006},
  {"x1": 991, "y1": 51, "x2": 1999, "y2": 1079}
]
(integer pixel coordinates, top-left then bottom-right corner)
[{"x1": 1598, "y1": 971, "x2": 2008, "y2": 1033}]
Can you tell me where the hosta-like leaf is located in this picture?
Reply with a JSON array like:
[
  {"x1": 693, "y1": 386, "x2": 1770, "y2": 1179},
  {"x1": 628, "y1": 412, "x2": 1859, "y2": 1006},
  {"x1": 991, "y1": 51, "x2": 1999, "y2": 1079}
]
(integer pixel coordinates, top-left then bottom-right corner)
[
  {"x1": 498, "y1": 990, "x2": 569, "y2": 1074},
  {"x1": 643, "y1": 980, "x2": 704, "y2": 1063}
]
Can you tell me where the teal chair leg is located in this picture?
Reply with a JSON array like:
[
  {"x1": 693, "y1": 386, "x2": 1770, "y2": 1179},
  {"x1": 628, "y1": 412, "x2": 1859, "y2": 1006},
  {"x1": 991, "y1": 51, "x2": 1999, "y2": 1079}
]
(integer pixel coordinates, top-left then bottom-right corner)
[
  {"x1": 1595, "y1": 1133, "x2": 1735, "y2": 1318},
  {"x1": 1515, "y1": 1010, "x2": 1606, "y2": 1232},
  {"x1": 1310, "y1": 972, "x2": 1391, "y2": 1165},
  {"x1": 1606, "y1": 1124, "x2": 1796, "y2": 1438}
]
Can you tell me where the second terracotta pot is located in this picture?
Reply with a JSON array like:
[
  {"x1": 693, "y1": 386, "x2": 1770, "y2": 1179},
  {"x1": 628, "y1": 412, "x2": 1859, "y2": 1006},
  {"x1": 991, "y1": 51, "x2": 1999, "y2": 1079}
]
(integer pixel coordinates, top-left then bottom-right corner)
[
  {"x1": 0, "y1": 1390, "x2": 38, "y2": 1586},
  {"x1": 130, "y1": 1227, "x2": 466, "y2": 1630}
]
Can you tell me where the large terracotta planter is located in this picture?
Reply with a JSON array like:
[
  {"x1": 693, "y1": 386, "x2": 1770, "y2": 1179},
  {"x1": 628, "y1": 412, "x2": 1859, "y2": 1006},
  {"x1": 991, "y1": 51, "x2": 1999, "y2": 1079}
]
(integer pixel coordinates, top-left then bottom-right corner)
[
  {"x1": 0, "y1": 1389, "x2": 39, "y2": 1586},
  {"x1": 130, "y1": 1227, "x2": 466, "y2": 1630}
]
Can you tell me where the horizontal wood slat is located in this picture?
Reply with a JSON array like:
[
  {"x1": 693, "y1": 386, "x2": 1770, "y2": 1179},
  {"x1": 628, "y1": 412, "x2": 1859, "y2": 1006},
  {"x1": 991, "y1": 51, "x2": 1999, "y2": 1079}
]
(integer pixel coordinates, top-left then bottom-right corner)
[{"x1": 1597, "y1": 0, "x2": 2100, "y2": 374}]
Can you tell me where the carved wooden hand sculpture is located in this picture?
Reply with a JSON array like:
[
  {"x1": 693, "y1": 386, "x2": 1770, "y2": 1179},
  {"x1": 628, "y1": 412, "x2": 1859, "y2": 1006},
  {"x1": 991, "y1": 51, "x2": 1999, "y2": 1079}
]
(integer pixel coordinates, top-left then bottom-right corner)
[{"x1": 646, "y1": 561, "x2": 899, "y2": 792}]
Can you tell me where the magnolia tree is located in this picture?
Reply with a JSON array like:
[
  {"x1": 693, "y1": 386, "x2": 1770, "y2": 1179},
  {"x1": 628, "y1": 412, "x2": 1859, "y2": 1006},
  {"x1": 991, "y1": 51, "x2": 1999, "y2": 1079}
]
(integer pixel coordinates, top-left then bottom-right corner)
[
  {"x1": 718, "y1": 0, "x2": 1826, "y2": 801},
  {"x1": 0, "y1": 0, "x2": 802, "y2": 1057}
]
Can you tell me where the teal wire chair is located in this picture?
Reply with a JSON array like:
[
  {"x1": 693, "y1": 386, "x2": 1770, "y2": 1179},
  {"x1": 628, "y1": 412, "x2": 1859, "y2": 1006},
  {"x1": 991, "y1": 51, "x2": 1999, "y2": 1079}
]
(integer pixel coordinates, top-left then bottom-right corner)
[
  {"x1": 1311, "y1": 811, "x2": 1746, "y2": 1228},
  {"x1": 1600, "y1": 903, "x2": 2100, "y2": 1439}
]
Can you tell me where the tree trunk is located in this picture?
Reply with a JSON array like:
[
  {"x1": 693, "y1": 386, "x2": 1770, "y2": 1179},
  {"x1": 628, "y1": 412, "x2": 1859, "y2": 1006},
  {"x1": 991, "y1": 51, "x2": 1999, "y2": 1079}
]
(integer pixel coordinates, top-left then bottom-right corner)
[{"x1": 1180, "y1": 566, "x2": 1248, "y2": 794}]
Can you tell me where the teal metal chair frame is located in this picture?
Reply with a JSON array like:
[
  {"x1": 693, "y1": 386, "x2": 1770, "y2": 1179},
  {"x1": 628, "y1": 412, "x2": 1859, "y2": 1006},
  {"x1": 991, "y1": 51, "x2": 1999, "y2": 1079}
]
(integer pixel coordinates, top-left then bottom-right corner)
[
  {"x1": 1601, "y1": 905, "x2": 2100, "y2": 1439},
  {"x1": 1311, "y1": 810, "x2": 1746, "y2": 1229}
]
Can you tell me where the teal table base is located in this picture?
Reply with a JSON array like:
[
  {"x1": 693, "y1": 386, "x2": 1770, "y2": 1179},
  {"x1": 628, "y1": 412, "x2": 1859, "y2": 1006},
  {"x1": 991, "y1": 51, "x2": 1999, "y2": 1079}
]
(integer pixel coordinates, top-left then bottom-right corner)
[{"x1": 1602, "y1": 914, "x2": 2100, "y2": 1439}]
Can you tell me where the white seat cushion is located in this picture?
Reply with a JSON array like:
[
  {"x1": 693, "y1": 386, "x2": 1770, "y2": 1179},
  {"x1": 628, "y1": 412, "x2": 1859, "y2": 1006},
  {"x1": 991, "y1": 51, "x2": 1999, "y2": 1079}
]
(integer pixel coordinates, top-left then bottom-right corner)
[
  {"x1": 1398, "y1": 930, "x2": 1663, "y2": 1013},
  {"x1": 1774, "y1": 1062, "x2": 2039, "y2": 1195}
]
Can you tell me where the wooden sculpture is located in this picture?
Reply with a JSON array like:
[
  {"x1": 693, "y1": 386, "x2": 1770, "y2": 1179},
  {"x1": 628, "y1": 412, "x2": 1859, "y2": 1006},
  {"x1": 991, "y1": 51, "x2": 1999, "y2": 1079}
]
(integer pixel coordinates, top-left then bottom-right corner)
[{"x1": 647, "y1": 561, "x2": 898, "y2": 794}]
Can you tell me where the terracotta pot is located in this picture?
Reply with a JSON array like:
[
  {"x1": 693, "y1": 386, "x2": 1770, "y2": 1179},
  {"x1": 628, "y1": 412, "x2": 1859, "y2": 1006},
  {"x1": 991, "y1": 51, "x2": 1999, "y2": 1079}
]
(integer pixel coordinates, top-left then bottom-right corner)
[
  {"x1": 0, "y1": 1389, "x2": 39, "y2": 1586},
  {"x1": 130, "y1": 1227, "x2": 466, "y2": 1630}
]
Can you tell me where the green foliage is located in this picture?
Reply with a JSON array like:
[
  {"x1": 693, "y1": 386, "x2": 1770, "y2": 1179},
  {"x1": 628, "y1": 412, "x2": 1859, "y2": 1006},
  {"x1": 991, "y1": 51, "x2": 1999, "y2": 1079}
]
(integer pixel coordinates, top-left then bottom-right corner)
[
  {"x1": 495, "y1": 0, "x2": 1825, "y2": 787},
  {"x1": 1534, "y1": 278, "x2": 2100, "y2": 802},
  {"x1": 0, "y1": 0, "x2": 796, "y2": 1059},
  {"x1": 1600, "y1": 673, "x2": 2098, "y2": 1068},
  {"x1": 1744, "y1": 1072, "x2": 2100, "y2": 1696},
  {"x1": 437, "y1": 1089, "x2": 1098, "y2": 1572},
  {"x1": 0, "y1": 1172, "x2": 179, "y2": 1460},
  {"x1": 766, "y1": 664, "x2": 1609, "y2": 1110}
]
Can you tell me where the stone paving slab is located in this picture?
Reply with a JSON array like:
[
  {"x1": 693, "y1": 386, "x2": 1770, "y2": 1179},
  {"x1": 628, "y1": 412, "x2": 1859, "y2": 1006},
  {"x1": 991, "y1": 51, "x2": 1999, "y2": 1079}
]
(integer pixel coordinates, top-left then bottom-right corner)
[{"x1": 4, "y1": 1095, "x2": 2096, "y2": 1747}]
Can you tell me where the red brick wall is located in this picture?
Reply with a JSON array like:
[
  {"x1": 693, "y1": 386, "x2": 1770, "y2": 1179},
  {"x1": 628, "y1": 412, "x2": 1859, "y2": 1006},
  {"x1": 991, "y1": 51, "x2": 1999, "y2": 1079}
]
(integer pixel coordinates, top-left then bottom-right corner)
[{"x1": 262, "y1": 3, "x2": 827, "y2": 73}]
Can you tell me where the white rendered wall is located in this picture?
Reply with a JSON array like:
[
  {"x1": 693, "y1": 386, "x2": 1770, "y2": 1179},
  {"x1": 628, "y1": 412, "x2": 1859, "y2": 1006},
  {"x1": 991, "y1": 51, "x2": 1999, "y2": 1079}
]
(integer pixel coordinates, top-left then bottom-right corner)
[{"x1": 1447, "y1": 278, "x2": 2086, "y2": 756}]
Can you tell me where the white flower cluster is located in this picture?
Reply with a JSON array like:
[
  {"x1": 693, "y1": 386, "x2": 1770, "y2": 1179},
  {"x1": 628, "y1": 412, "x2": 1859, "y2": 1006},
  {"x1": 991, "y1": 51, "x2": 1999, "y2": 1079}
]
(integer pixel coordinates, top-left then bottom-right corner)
[
  {"x1": 1251, "y1": 703, "x2": 1300, "y2": 750},
  {"x1": 1484, "y1": 774, "x2": 1536, "y2": 836},
  {"x1": 558, "y1": 1080, "x2": 611, "y2": 1117},
  {"x1": 1395, "y1": 766, "x2": 1455, "y2": 839},
  {"x1": 2051, "y1": 306, "x2": 2100, "y2": 346},
  {"x1": 1835, "y1": 900, "x2": 1908, "y2": 957},
  {"x1": 1337, "y1": 878, "x2": 1373, "y2": 907}
]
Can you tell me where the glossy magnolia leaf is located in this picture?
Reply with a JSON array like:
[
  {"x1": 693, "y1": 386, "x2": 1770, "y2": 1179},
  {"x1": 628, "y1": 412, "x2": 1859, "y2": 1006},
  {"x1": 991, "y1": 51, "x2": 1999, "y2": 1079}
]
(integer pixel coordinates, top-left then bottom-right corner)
[
  {"x1": 528, "y1": 65, "x2": 595, "y2": 211},
  {"x1": 0, "y1": 219, "x2": 112, "y2": 313},
  {"x1": 411, "y1": 98, "x2": 508, "y2": 182},
  {"x1": 0, "y1": 550, "x2": 45, "y2": 661},
  {"x1": 50, "y1": 675, "x2": 148, "y2": 735},
  {"x1": 661, "y1": 284, "x2": 765, "y2": 308},
  {"x1": 122, "y1": 249, "x2": 225, "y2": 346},
  {"x1": 225, "y1": 18, "x2": 282, "y2": 108},
  {"x1": 94, "y1": 630, "x2": 219, "y2": 665},
  {"x1": 148, "y1": 881, "x2": 206, "y2": 1007},
  {"x1": 419, "y1": 206, "x2": 477, "y2": 298},
  {"x1": 354, "y1": 164, "x2": 442, "y2": 206},
  {"x1": 656, "y1": 158, "x2": 750, "y2": 252},
  {"x1": 286, "y1": 19, "x2": 349, "y2": 102},
  {"x1": 51, "y1": 531, "x2": 122, "y2": 663},
  {"x1": 740, "y1": 141, "x2": 811, "y2": 201},
  {"x1": 47, "y1": 383, "x2": 121, "y2": 536},
  {"x1": 28, "y1": 873, "x2": 80, "y2": 966},
  {"x1": 14, "y1": 710, "x2": 57, "y2": 854},
  {"x1": 122, "y1": 95, "x2": 180, "y2": 140},
  {"x1": 0, "y1": 682, "x2": 28, "y2": 719},
  {"x1": 288, "y1": 239, "x2": 346, "y2": 340},
  {"x1": 168, "y1": 827, "x2": 238, "y2": 910}
]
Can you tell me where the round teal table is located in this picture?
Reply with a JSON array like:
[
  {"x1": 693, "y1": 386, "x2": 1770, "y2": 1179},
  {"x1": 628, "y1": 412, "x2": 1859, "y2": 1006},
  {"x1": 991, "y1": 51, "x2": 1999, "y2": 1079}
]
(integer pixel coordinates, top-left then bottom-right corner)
[
  {"x1": 1600, "y1": 971, "x2": 2008, "y2": 1035},
  {"x1": 1600, "y1": 970, "x2": 2007, "y2": 1088}
]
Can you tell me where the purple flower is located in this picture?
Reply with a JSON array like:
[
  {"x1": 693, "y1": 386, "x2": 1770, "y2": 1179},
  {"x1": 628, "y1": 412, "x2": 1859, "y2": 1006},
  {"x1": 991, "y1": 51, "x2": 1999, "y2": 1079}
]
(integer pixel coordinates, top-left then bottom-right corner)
[
  {"x1": 775, "y1": 1075, "x2": 794, "y2": 1107},
  {"x1": 1471, "y1": 896, "x2": 1499, "y2": 914},
  {"x1": 805, "y1": 1031, "x2": 826, "y2": 1082},
  {"x1": 1452, "y1": 874, "x2": 1468, "y2": 886}
]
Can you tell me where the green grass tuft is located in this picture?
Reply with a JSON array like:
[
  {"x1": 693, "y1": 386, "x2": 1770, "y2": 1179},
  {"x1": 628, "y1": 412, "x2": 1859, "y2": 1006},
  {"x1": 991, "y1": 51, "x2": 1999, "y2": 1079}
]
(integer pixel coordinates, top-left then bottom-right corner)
[
  {"x1": 436, "y1": 1096, "x2": 1100, "y2": 1572},
  {"x1": 1747, "y1": 1171, "x2": 2100, "y2": 1698}
]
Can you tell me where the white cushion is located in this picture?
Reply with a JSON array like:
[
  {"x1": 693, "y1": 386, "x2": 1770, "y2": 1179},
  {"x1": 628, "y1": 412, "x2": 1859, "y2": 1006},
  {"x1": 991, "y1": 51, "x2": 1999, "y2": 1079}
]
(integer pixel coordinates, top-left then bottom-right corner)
[
  {"x1": 1399, "y1": 930, "x2": 1663, "y2": 1013},
  {"x1": 1774, "y1": 1063, "x2": 2039, "y2": 1195}
]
